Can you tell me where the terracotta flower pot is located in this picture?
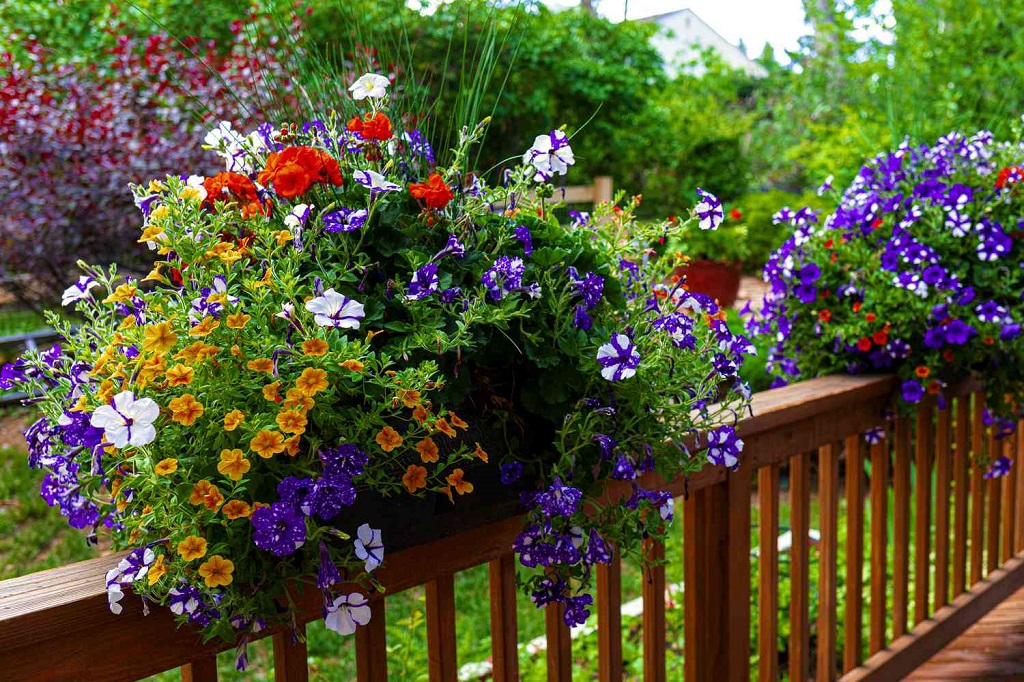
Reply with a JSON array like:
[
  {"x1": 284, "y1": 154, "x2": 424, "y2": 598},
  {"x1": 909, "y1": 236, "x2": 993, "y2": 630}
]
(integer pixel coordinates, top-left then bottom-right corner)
[{"x1": 674, "y1": 260, "x2": 743, "y2": 308}]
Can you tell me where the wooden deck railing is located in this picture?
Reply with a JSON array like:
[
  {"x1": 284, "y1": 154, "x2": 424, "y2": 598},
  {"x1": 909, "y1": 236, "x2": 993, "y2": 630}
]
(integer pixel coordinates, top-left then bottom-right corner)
[{"x1": 4, "y1": 374, "x2": 1024, "y2": 681}]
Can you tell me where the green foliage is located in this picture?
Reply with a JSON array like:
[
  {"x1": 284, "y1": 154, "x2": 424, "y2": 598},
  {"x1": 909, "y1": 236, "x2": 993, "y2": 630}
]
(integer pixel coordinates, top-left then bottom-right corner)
[{"x1": 736, "y1": 188, "x2": 833, "y2": 274}]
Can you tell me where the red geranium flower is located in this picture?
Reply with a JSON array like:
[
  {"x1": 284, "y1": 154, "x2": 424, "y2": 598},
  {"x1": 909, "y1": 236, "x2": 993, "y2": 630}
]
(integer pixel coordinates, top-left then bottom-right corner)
[
  {"x1": 818, "y1": 309, "x2": 831, "y2": 323},
  {"x1": 257, "y1": 146, "x2": 343, "y2": 199},
  {"x1": 996, "y1": 165, "x2": 1024, "y2": 189},
  {"x1": 409, "y1": 173, "x2": 455, "y2": 210},
  {"x1": 728, "y1": 208, "x2": 743, "y2": 221},
  {"x1": 872, "y1": 330, "x2": 889, "y2": 346},
  {"x1": 347, "y1": 112, "x2": 393, "y2": 142},
  {"x1": 202, "y1": 172, "x2": 268, "y2": 218},
  {"x1": 857, "y1": 337, "x2": 872, "y2": 352}
]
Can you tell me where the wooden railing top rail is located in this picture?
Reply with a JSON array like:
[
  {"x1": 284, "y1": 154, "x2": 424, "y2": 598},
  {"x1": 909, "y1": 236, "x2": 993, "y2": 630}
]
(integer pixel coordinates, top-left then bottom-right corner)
[{"x1": 0, "y1": 373, "x2": 897, "y2": 681}]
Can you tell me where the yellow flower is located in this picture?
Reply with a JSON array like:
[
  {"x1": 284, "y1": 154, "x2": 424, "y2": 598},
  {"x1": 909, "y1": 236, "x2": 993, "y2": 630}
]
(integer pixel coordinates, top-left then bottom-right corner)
[
  {"x1": 223, "y1": 410, "x2": 245, "y2": 431},
  {"x1": 168, "y1": 394, "x2": 205, "y2": 426},
  {"x1": 138, "y1": 226, "x2": 166, "y2": 246},
  {"x1": 141, "y1": 263, "x2": 168, "y2": 284},
  {"x1": 198, "y1": 555, "x2": 234, "y2": 588},
  {"x1": 282, "y1": 435, "x2": 301, "y2": 457},
  {"x1": 274, "y1": 230, "x2": 293, "y2": 246},
  {"x1": 473, "y1": 442, "x2": 489, "y2": 463},
  {"x1": 165, "y1": 364, "x2": 194, "y2": 387},
  {"x1": 340, "y1": 359, "x2": 364, "y2": 372},
  {"x1": 149, "y1": 203, "x2": 169, "y2": 221},
  {"x1": 302, "y1": 339, "x2": 329, "y2": 357},
  {"x1": 189, "y1": 480, "x2": 224, "y2": 511},
  {"x1": 219, "y1": 249, "x2": 243, "y2": 266},
  {"x1": 226, "y1": 312, "x2": 251, "y2": 330},
  {"x1": 177, "y1": 535, "x2": 208, "y2": 561},
  {"x1": 230, "y1": 344, "x2": 243, "y2": 358},
  {"x1": 296, "y1": 367, "x2": 328, "y2": 395},
  {"x1": 398, "y1": 389, "x2": 421, "y2": 408},
  {"x1": 283, "y1": 388, "x2": 314, "y2": 413},
  {"x1": 217, "y1": 449, "x2": 251, "y2": 481},
  {"x1": 250, "y1": 430, "x2": 286, "y2": 458},
  {"x1": 134, "y1": 356, "x2": 167, "y2": 389},
  {"x1": 102, "y1": 283, "x2": 138, "y2": 304},
  {"x1": 179, "y1": 185, "x2": 204, "y2": 201},
  {"x1": 154, "y1": 458, "x2": 178, "y2": 476},
  {"x1": 276, "y1": 410, "x2": 308, "y2": 435},
  {"x1": 412, "y1": 405, "x2": 430, "y2": 424},
  {"x1": 447, "y1": 469, "x2": 474, "y2": 495},
  {"x1": 416, "y1": 437, "x2": 439, "y2": 464},
  {"x1": 262, "y1": 381, "x2": 283, "y2": 402},
  {"x1": 376, "y1": 426, "x2": 403, "y2": 453},
  {"x1": 247, "y1": 358, "x2": 274, "y2": 374},
  {"x1": 96, "y1": 379, "x2": 117, "y2": 404},
  {"x1": 173, "y1": 341, "x2": 220, "y2": 364},
  {"x1": 147, "y1": 554, "x2": 167, "y2": 585},
  {"x1": 189, "y1": 316, "x2": 220, "y2": 337},
  {"x1": 221, "y1": 500, "x2": 251, "y2": 520}
]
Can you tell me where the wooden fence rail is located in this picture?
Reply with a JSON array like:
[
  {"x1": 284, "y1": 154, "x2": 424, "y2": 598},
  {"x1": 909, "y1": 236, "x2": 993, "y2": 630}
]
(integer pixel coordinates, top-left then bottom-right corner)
[{"x1": 4, "y1": 374, "x2": 1024, "y2": 680}]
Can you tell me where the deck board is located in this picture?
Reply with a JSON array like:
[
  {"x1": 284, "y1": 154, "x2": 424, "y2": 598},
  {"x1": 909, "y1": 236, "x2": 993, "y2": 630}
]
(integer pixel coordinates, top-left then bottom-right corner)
[{"x1": 909, "y1": 585, "x2": 1024, "y2": 679}]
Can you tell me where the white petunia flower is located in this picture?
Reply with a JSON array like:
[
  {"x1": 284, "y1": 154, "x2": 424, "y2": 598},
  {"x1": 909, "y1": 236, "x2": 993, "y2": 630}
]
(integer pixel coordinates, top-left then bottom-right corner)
[
  {"x1": 353, "y1": 170, "x2": 402, "y2": 195},
  {"x1": 522, "y1": 130, "x2": 575, "y2": 182},
  {"x1": 348, "y1": 73, "x2": 390, "y2": 100},
  {"x1": 324, "y1": 592, "x2": 373, "y2": 636},
  {"x1": 90, "y1": 390, "x2": 160, "y2": 448},
  {"x1": 62, "y1": 276, "x2": 99, "y2": 307},
  {"x1": 305, "y1": 288, "x2": 365, "y2": 329},
  {"x1": 353, "y1": 524, "x2": 384, "y2": 572}
]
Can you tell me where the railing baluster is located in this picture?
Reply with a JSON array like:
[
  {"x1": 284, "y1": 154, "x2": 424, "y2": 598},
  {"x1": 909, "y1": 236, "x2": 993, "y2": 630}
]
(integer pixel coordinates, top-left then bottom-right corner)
[
  {"x1": 986, "y1": 428, "x2": 1002, "y2": 575},
  {"x1": 426, "y1": 574, "x2": 458, "y2": 681},
  {"x1": 1003, "y1": 437, "x2": 1016, "y2": 563},
  {"x1": 181, "y1": 655, "x2": 218, "y2": 682},
  {"x1": 817, "y1": 443, "x2": 839, "y2": 681},
  {"x1": 758, "y1": 464, "x2": 780, "y2": 682},
  {"x1": 790, "y1": 452, "x2": 811, "y2": 682},
  {"x1": 869, "y1": 432, "x2": 890, "y2": 655},
  {"x1": 545, "y1": 603, "x2": 572, "y2": 681},
  {"x1": 971, "y1": 393, "x2": 986, "y2": 585},
  {"x1": 642, "y1": 538, "x2": 666, "y2": 682},
  {"x1": 489, "y1": 554, "x2": 520, "y2": 682},
  {"x1": 596, "y1": 551, "x2": 622, "y2": 682},
  {"x1": 355, "y1": 600, "x2": 388, "y2": 682},
  {"x1": 893, "y1": 417, "x2": 911, "y2": 638},
  {"x1": 914, "y1": 403, "x2": 933, "y2": 626},
  {"x1": 1016, "y1": 420, "x2": 1024, "y2": 553},
  {"x1": 844, "y1": 434, "x2": 865, "y2": 672},
  {"x1": 727, "y1": 467, "x2": 752, "y2": 682},
  {"x1": 953, "y1": 396, "x2": 970, "y2": 595},
  {"x1": 934, "y1": 403, "x2": 951, "y2": 610},
  {"x1": 273, "y1": 624, "x2": 308, "y2": 682}
]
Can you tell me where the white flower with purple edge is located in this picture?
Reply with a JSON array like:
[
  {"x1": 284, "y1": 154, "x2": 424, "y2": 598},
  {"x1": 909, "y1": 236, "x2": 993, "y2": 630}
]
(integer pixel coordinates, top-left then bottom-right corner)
[
  {"x1": 597, "y1": 334, "x2": 640, "y2": 381},
  {"x1": 305, "y1": 289, "x2": 365, "y2": 330},
  {"x1": 353, "y1": 523, "x2": 385, "y2": 572},
  {"x1": 353, "y1": 170, "x2": 402, "y2": 195},
  {"x1": 90, "y1": 390, "x2": 159, "y2": 448},
  {"x1": 523, "y1": 130, "x2": 575, "y2": 182},
  {"x1": 62, "y1": 276, "x2": 99, "y2": 306},
  {"x1": 323, "y1": 207, "x2": 368, "y2": 233},
  {"x1": 348, "y1": 73, "x2": 390, "y2": 100},
  {"x1": 284, "y1": 204, "x2": 311, "y2": 231},
  {"x1": 324, "y1": 592, "x2": 373, "y2": 635},
  {"x1": 694, "y1": 188, "x2": 724, "y2": 230}
]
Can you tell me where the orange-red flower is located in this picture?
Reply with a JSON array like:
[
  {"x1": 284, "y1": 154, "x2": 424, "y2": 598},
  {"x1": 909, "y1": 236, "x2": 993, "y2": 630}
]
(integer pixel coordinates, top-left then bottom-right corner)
[
  {"x1": 257, "y1": 146, "x2": 343, "y2": 199},
  {"x1": 189, "y1": 480, "x2": 224, "y2": 511},
  {"x1": 996, "y1": 165, "x2": 1024, "y2": 189},
  {"x1": 403, "y1": 464, "x2": 428, "y2": 493},
  {"x1": 347, "y1": 112, "x2": 393, "y2": 141},
  {"x1": 915, "y1": 366, "x2": 931, "y2": 379},
  {"x1": 202, "y1": 172, "x2": 268, "y2": 218},
  {"x1": 409, "y1": 173, "x2": 455, "y2": 210},
  {"x1": 376, "y1": 426, "x2": 403, "y2": 452},
  {"x1": 416, "y1": 437, "x2": 439, "y2": 464},
  {"x1": 818, "y1": 309, "x2": 831, "y2": 323},
  {"x1": 857, "y1": 337, "x2": 872, "y2": 352},
  {"x1": 447, "y1": 468, "x2": 474, "y2": 495}
]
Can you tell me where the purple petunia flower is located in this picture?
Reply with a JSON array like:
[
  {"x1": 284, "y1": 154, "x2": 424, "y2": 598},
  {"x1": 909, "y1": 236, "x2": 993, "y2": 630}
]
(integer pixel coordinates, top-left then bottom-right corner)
[
  {"x1": 705, "y1": 426, "x2": 743, "y2": 468},
  {"x1": 481, "y1": 256, "x2": 526, "y2": 301},
  {"x1": 985, "y1": 456, "x2": 1012, "y2": 479},
  {"x1": 323, "y1": 208, "x2": 369, "y2": 233},
  {"x1": 514, "y1": 226, "x2": 533, "y2": 257},
  {"x1": 538, "y1": 479, "x2": 583, "y2": 518},
  {"x1": 597, "y1": 333, "x2": 640, "y2": 381},
  {"x1": 572, "y1": 306, "x2": 592, "y2": 330},
  {"x1": 901, "y1": 380, "x2": 925, "y2": 404},
  {"x1": 500, "y1": 461, "x2": 523, "y2": 485},
  {"x1": 252, "y1": 502, "x2": 307, "y2": 556},
  {"x1": 405, "y1": 263, "x2": 439, "y2": 301},
  {"x1": 694, "y1": 188, "x2": 724, "y2": 230}
]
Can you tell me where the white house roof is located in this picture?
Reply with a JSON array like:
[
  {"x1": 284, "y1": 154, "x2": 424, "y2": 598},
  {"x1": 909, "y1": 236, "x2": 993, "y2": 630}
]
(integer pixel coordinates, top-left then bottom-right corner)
[{"x1": 635, "y1": 8, "x2": 768, "y2": 78}]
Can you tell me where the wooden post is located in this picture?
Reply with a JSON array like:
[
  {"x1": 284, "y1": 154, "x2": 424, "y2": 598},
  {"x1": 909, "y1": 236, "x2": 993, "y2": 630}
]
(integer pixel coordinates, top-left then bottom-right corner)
[
  {"x1": 489, "y1": 554, "x2": 519, "y2": 682},
  {"x1": 592, "y1": 176, "x2": 614, "y2": 205},
  {"x1": 845, "y1": 434, "x2": 865, "y2": 671},
  {"x1": 273, "y1": 624, "x2": 309, "y2": 682},
  {"x1": 758, "y1": 464, "x2": 781, "y2": 682},
  {"x1": 180, "y1": 656, "x2": 218, "y2": 682}
]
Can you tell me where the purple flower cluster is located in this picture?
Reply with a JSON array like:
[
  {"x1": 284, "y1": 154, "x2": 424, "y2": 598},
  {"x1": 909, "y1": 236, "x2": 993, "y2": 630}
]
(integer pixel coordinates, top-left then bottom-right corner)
[{"x1": 481, "y1": 256, "x2": 528, "y2": 301}]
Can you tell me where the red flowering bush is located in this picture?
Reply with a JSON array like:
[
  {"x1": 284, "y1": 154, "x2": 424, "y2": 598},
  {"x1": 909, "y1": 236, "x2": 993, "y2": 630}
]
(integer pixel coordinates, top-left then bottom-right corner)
[{"x1": 0, "y1": 20, "x2": 286, "y2": 306}]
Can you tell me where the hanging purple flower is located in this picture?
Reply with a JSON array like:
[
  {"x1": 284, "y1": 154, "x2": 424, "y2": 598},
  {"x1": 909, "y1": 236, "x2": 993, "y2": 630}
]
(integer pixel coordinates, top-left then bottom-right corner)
[
  {"x1": 433, "y1": 234, "x2": 465, "y2": 261},
  {"x1": 572, "y1": 305, "x2": 592, "y2": 330},
  {"x1": 694, "y1": 188, "x2": 724, "y2": 230},
  {"x1": 481, "y1": 256, "x2": 525, "y2": 301},
  {"x1": 500, "y1": 461, "x2": 523, "y2": 485},
  {"x1": 405, "y1": 263, "x2": 440, "y2": 301},
  {"x1": 583, "y1": 528, "x2": 612, "y2": 565},
  {"x1": 863, "y1": 426, "x2": 886, "y2": 445},
  {"x1": 317, "y1": 541, "x2": 341, "y2": 589},
  {"x1": 705, "y1": 426, "x2": 743, "y2": 468},
  {"x1": 323, "y1": 208, "x2": 369, "y2": 233},
  {"x1": 538, "y1": 479, "x2": 583, "y2": 518},
  {"x1": 901, "y1": 380, "x2": 925, "y2": 404},
  {"x1": 514, "y1": 226, "x2": 533, "y2": 257},
  {"x1": 984, "y1": 456, "x2": 1012, "y2": 479},
  {"x1": 251, "y1": 502, "x2": 307, "y2": 556},
  {"x1": 597, "y1": 333, "x2": 640, "y2": 381}
]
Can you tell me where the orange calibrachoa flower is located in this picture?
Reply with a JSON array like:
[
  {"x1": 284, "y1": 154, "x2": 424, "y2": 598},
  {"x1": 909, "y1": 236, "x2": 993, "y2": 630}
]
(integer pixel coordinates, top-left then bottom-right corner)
[
  {"x1": 154, "y1": 458, "x2": 178, "y2": 476},
  {"x1": 135, "y1": 356, "x2": 168, "y2": 388},
  {"x1": 250, "y1": 430, "x2": 286, "y2": 458},
  {"x1": 397, "y1": 389, "x2": 421, "y2": 408},
  {"x1": 915, "y1": 366, "x2": 931, "y2": 378},
  {"x1": 226, "y1": 312, "x2": 251, "y2": 329},
  {"x1": 168, "y1": 394, "x2": 204, "y2": 426},
  {"x1": 447, "y1": 469, "x2": 474, "y2": 495},
  {"x1": 177, "y1": 535, "x2": 208, "y2": 561},
  {"x1": 174, "y1": 341, "x2": 220, "y2": 363},
  {"x1": 257, "y1": 146, "x2": 343, "y2": 199},
  {"x1": 473, "y1": 442, "x2": 489, "y2": 463},
  {"x1": 416, "y1": 437, "x2": 439, "y2": 463},
  {"x1": 189, "y1": 316, "x2": 220, "y2": 337},
  {"x1": 147, "y1": 554, "x2": 167, "y2": 585},
  {"x1": 223, "y1": 410, "x2": 245, "y2": 431},
  {"x1": 276, "y1": 410, "x2": 308, "y2": 435},
  {"x1": 263, "y1": 381, "x2": 283, "y2": 402},
  {"x1": 403, "y1": 464, "x2": 428, "y2": 493},
  {"x1": 247, "y1": 358, "x2": 274, "y2": 374},
  {"x1": 217, "y1": 449, "x2": 251, "y2": 481},
  {"x1": 198, "y1": 555, "x2": 234, "y2": 588},
  {"x1": 409, "y1": 173, "x2": 455, "y2": 210},
  {"x1": 284, "y1": 388, "x2": 315, "y2": 413},
  {"x1": 302, "y1": 339, "x2": 329, "y2": 356},
  {"x1": 142, "y1": 321, "x2": 178, "y2": 356},
  {"x1": 412, "y1": 405, "x2": 430, "y2": 424},
  {"x1": 189, "y1": 480, "x2": 224, "y2": 511},
  {"x1": 435, "y1": 418, "x2": 457, "y2": 438},
  {"x1": 222, "y1": 500, "x2": 252, "y2": 520},
  {"x1": 296, "y1": 367, "x2": 328, "y2": 395},
  {"x1": 165, "y1": 364, "x2": 194, "y2": 387},
  {"x1": 449, "y1": 412, "x2": 469, "y2": 430},
  {"x1": 283, "y1": 435, "x2": 301, "y2": 457},
  {"x1": 376, "y1": 426, "x2": 403, "y2": 452},
  {"x1": 340, "y1": 359, "x2": 364, "y2": 372}
]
